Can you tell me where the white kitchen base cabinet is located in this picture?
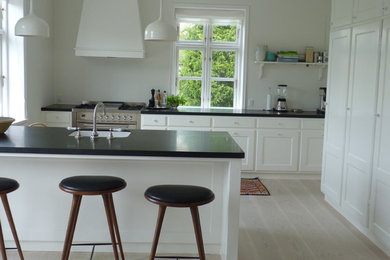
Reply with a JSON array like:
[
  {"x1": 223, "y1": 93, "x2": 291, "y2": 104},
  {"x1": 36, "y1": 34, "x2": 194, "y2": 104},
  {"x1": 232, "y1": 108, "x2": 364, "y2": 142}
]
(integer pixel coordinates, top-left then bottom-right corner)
[
  {"x1": 42, "y1": 111, "x2": 72, "y2": 128},
  {"x1": 256, "y1": 130, "x2": 300, "y2": 172},
  {"x1": 299, "y1": 130, "x2": 324, "y2": 172},
  {"x1": 225, "y1": 129, "x2": 255, "y2": 171}
]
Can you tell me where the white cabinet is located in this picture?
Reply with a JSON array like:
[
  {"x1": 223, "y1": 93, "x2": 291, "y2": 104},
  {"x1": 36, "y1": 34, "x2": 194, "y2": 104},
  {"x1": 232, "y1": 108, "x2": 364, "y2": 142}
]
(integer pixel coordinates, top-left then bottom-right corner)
[
  {"x1": 331, "y1": 0, "x2": 354, "y2": 28},
  {"x1": 42, "y1": 111, "x2": 72, "y2": 127},
  {"x1": 168, "y1": 115, "x2": 212, "y2": 131},
  {"x1": 371, "y1": 18, "x2": 390, "y2": 250},
  {"x1": 331, "y1": 0, "x2": 386, "y2": 28},
  {"x1": 256, "y1": 129, "x2": 300, "y2": 171},
  {"x1": 141, "y1": 115, "x2": 167, "y2": 130},
  {"x1": 225, "y1": 129, "x2": 255, "y2": 171},
  {"x1": 342, "y1": 21, "x2": 381, "y2": 227},
  {"x1": 213, "y1": 117, "x2": 256, "y2": 171},
  {"x1": 353, "y1": 0, "x2": 385, "y2": 23},
  {"x1": 321, "y1": 28, "x2": 352, "y2": 205},
  {"x1": 299, "y1": 120, "x2": 324, "y2": 172}
]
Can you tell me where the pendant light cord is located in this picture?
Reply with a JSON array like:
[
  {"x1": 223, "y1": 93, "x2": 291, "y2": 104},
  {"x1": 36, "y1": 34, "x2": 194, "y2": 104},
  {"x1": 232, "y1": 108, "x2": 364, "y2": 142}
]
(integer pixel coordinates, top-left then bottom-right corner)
[
  {"x1": 29, "y1": 0, "x2": 34, "y2": 15},
  {"x1": 159, "y1": 0, "x2": 163, "y2": 20}
]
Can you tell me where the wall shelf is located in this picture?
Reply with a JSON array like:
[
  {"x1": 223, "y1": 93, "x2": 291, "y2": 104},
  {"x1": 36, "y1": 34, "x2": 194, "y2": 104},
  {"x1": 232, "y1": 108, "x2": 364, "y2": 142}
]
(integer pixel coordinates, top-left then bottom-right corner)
[{"x1": 254, "y1": 61, "x2": 328, "y2": 80}]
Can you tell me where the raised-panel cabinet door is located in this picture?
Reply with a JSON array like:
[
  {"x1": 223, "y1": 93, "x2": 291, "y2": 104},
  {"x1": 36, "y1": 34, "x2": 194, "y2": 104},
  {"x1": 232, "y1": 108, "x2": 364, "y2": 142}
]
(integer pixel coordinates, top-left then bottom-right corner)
[
  {"x1": 299, "y1": 130, "x2": 324, "y2": 172},
  {"x1": 331, "y1": 0, "x2": 354, "y2": 28},
  {"x1": 228, "y1": 130, "x2": 255, "y2": 171},
  {"x1": 43, "y1": 111, "x2": 72, "y2": 128},
  {"x1": 353, "y1": 0, "x2": 384, "y2": 23},
  {"x1": 343, "y1": 21, "x2": 381, "y2": 227},
  {"x1": 371, "y1": 18, "x2": 390, "y2": 252},
  {"x1": 321, "y1": 28, "x2": 352, "y2": 205},
  {"x1": 256, "y1": 130, "x2": 299, "y2": 172}
]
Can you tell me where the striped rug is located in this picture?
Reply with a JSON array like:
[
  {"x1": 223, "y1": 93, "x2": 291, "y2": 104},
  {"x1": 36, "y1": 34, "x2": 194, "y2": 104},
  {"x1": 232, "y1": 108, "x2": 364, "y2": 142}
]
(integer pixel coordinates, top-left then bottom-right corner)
[{"x1": 240, "y1": 177, "x2": 270, "y2": 196}]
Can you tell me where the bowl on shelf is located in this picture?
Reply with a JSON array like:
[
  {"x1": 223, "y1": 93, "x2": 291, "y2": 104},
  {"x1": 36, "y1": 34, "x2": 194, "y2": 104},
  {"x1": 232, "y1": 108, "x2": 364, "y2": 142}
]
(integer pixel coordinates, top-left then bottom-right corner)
[{"x1": 0, "y1": 117, "x2": 15, "y2": 134}]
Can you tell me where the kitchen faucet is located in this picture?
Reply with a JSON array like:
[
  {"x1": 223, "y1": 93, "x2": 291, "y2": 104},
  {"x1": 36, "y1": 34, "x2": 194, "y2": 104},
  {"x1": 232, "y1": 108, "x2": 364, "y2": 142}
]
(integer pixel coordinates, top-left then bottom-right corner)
[{"x1": 91, "y1": 102, "x2": 105, "y2": 140}]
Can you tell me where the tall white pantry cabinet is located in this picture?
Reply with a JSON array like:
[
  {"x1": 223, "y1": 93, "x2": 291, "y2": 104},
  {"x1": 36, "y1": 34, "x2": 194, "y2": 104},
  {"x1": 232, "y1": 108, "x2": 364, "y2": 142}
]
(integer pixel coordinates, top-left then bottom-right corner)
[{"x1": 322, "y1": 1, "x2": 390, "y2": 254}]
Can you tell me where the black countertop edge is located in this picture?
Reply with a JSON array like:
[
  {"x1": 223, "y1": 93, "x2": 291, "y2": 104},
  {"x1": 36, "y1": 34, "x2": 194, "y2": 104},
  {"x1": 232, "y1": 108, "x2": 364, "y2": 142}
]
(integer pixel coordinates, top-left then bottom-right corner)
[
  {"x1": 0, "y1": 148, "x2": 244, "y2": 159},
  {"x1": 41, "y1": 104, "x2": 76, "y2": 112},
  {"x1": 141, "y1": 109, "x2": 325, "y2": 118}
]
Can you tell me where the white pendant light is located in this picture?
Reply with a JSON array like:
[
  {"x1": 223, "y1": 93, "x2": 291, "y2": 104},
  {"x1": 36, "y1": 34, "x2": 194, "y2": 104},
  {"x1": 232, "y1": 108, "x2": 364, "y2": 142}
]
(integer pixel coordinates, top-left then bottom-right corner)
[
  {"x1": 15, "y1": 0, "x2": 50, "y2": 37},
  {"x1": 145, "y1": 0, "x2": 176, "y2": 41}
]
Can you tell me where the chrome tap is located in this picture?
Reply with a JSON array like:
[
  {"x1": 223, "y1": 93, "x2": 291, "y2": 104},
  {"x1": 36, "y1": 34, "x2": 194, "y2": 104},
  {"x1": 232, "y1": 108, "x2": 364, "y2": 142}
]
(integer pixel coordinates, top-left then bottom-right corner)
[{"x1": 91, "y1": 102, "x2": 105, "y2": 140}]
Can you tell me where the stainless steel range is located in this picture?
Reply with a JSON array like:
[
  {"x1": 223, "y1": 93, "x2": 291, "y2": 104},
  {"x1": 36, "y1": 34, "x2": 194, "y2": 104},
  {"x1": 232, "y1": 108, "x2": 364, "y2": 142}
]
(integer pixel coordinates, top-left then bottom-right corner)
[{"x1": 72, "y1": 101, "x2": 145, "y2": 130}]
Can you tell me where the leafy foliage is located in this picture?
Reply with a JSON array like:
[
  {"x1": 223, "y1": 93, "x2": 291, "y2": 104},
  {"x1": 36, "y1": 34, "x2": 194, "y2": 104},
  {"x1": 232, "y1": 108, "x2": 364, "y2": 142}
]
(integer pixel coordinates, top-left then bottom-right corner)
[
  {"x1": 177, "y1": 23, "x2": 237, "y2": 108},
  {"x1": 167, "y1": 95, "x2": 186, "y2": 108}
]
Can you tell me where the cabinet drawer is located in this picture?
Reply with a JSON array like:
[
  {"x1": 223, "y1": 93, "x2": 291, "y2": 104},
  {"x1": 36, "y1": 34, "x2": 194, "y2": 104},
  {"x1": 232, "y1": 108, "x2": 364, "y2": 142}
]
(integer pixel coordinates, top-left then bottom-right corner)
[
  {"x1": 44, "y1": 112, "x2": 71, "y2": 123},
  {"x1": 302, "y1": 119, "x2": 325, "y2": 130},
  {"x1": 142, "y1": 115, "x2": 167, "y2": 126},
  {"x1": 213, "y1": 117, "x2": 256, "y2": 128},
  {"x1": 257, "y1": 118, "x2": 300, "y2": 129},
  {"x1": 168, "y1": 115, "x2": 211, "y2": 127}
]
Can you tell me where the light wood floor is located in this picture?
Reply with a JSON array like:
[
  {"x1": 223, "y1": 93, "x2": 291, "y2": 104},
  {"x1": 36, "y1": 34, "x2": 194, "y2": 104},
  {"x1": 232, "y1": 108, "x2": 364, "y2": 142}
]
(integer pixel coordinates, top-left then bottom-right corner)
[{"x1": 6, "y1": 180, "x2": 390, "y2": 260}]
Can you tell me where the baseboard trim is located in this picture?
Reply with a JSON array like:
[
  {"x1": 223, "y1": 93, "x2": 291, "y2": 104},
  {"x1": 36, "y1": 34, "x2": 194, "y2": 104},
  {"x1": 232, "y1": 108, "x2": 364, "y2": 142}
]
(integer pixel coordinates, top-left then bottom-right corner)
[{"x1": 241, "y1": 171, "x2": 321, "y2": 180}]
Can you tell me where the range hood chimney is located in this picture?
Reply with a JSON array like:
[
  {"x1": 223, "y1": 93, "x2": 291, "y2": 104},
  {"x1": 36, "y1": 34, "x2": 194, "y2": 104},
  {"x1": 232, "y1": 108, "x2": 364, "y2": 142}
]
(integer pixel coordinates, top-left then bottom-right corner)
[{"x1": 75, "y1": 0, "x2": 144, "y2": 58}]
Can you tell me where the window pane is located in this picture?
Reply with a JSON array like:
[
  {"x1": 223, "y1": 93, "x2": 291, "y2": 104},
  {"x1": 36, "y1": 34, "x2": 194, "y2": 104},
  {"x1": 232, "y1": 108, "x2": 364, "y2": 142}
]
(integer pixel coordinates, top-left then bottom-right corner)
[
  {"x1": 178, "y1": 80, "x2": 202, "y2": 107},
  {"x1": 178, "y1": 49, "x2": 203, "y2": 77},
  {"x1": 211, "y1": 81, "x2": 234, "y2": 108},
  {"x1": 212, "y1": 25, "x2": 237, "y2": 42},
  {"x1": 179, "y1": 23, "x2": 204, "y2": 41},
  {"x1": 212, "y1": 51, "x2": 236, "y2": 78}
]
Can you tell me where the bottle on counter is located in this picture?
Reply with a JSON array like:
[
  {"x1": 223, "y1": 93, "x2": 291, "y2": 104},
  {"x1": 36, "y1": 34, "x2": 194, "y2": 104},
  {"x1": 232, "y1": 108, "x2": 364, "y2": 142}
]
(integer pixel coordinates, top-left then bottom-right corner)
[
  {"x1": 162, "y1": 91, "x2": 167, "y2": 107},
  {"x1": 149, "y1": 89, "x2": 155, "y2": 108},
  {"x1": 156, "y1": 89, "x2": 162, "y2": 108}
]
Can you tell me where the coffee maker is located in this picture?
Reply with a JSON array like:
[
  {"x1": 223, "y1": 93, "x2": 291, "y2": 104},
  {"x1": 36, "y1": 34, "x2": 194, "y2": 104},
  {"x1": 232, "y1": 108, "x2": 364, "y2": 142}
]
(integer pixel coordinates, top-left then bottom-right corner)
[
  {"x1": 275, "y1": 84, "x2": 288, "y2": 112},
  {"x1": 317, "y1": 87, "x2": 327, "y2": 114}
]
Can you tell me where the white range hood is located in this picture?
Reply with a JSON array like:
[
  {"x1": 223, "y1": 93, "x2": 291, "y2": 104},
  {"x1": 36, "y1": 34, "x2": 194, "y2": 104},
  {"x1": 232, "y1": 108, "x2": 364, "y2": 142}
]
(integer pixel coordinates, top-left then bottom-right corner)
[{"x1": 75, "y1": 0, "x2": 145, "y2": 58}]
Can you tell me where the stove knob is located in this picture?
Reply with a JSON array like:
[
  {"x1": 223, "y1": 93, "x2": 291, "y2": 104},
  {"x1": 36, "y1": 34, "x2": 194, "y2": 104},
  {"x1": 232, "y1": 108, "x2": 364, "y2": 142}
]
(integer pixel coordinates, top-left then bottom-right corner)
[
  {"x1": 127, "y1": 115, "x2": 133, "y2": 121},
  {"x1": 104, "y1": 115, "x2": 109, "y2": 120},
  {"x1": 116, "y1": 115, "x2": 121, "y2": 120},
  {"x1": 110, "y1": 115, "x2": 115, "y2": 120},
  {"x1": 98, "y1": 115, "x2": 103, "y2": 120},
  {"x1": 122, "y1": 115, "x2": 127, "y2": 120}
]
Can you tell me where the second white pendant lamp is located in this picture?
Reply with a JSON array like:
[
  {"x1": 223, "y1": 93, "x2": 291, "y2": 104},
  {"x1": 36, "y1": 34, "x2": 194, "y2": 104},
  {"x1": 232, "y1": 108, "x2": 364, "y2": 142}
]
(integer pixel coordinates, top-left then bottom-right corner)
[
  {"x1": 145, "y1": 0, "x2": 176, "y2": 41},
  {"x1": 15, "y1": 0, "x2": 50, "y2": 37}
]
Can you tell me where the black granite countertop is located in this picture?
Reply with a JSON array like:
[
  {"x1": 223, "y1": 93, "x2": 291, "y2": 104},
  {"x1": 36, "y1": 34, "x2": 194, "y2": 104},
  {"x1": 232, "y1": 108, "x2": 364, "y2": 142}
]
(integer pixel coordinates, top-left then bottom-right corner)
[
  {"x1": 41, "y1": 104, "x2": 76, "y2": 111},
  {"x1": 141, "y1": 107, "x2": 325, "y2": 118},
  {"x1": 0, "y1": 126, "x2": 244, "y2": 158}
]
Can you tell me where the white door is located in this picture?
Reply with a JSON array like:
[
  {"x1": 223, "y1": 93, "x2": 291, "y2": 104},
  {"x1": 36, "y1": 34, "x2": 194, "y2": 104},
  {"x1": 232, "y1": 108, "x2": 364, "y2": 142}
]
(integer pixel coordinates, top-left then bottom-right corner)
[
  {"x1": 331, "y1": 0, "x2": 354, "y2": 27},
  {"x1": 321, "y1": 28, "x2": 352, "y2": 205},
  {"x1": 228, "y1": 129, "x2": 255, "y2": 171},
  {"x1": 256, "y1": 130, "x2": 299, "y2": 172},
  {"x1": 353, "y1": 0, "x2": 384, "y2": 23},
  {"x1": 342, "y1": 21, "x2": 381, "y2": 227},
  {"x1": 370, "y1": 18, "x2": 390, "y2": 252},
  {"x1": 299, "y1": 130, "x2": 324, "y2": 172}
]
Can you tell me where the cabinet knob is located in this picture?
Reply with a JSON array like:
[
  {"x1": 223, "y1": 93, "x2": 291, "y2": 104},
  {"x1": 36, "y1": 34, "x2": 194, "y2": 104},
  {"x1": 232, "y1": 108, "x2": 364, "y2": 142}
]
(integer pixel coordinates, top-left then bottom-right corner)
[
  {"x1": 154, "y1": 120, "x2": 158, "y2": 123},
  {"x1": 189, "y1": 120, "x2": 194, "y2": 124},
  {"x1": 383, "y1": 6, "x2": 389, "y2": 11},
  {"x1": 346, "y1": 107, "x2": 351, "y2": 111},
  {"x1": 234, "y1": 122, "x2": 239, "y2": 125},
  {"x1": 278, "y1": 133, "x2": 283, "y2": 137},
  {"x1": 376, "y1": 113, "x2": 380, "y2": 118}
]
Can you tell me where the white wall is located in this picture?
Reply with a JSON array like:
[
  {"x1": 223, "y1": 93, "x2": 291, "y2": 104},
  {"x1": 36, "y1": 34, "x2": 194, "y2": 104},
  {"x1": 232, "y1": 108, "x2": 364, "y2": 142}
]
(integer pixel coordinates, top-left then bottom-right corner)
[
  {"x1": 24, "y1": 0, "x2": 53, "y2": 122},
  {"x1": 30, "y1": 0, "x2": 330, "y2": 114}
]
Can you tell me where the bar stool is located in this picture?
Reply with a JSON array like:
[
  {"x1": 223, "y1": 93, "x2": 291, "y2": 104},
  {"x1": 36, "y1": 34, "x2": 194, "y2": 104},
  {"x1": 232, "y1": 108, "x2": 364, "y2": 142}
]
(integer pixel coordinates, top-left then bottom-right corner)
[
  {"x1": 144, "y1": 185, "x2": 215, "y2": 260},
  {"x1": 0, "y1": 177, "x2": 24, "y2": 260},
  {"x1": 59, "y1": 176, "x2": 126, "y2": 260}
]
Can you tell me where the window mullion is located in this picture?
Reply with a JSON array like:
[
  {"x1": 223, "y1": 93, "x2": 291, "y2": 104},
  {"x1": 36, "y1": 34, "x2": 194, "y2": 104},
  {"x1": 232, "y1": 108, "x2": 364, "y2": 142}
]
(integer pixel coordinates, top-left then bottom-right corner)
[{"x1": 203, "y1": 23, "x2": 212, "y2": 108}]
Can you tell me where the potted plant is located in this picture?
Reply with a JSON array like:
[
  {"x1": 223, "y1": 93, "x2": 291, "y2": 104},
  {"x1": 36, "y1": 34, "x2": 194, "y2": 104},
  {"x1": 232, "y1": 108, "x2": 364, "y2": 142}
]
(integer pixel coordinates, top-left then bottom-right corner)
[{"x1": 167, "y1": 95, "x2": 186, "y2": 109}]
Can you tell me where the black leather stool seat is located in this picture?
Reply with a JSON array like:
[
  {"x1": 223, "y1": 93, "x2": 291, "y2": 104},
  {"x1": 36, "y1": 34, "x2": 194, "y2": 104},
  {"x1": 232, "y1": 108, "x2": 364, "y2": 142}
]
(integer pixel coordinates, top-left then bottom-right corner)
[
  {"x1": 0, "y1": 177, "x2": 19, "y2": 194},
  {"x1": 60, "y1": 176, "x2": 126, "y2": 194},
  {"x1": 145, "y1": 185, "x2": 215, "y2": 206}
]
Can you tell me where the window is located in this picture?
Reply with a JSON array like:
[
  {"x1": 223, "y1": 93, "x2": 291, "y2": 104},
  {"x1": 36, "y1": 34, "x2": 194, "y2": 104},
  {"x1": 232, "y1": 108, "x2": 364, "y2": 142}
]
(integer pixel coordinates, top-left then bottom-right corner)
[
  {"x1": 174, "y1": 7, "x2": 247, "y2": 109},
  {"x1": 0, "y1": 0, "x2": 25, "y2": 120}
]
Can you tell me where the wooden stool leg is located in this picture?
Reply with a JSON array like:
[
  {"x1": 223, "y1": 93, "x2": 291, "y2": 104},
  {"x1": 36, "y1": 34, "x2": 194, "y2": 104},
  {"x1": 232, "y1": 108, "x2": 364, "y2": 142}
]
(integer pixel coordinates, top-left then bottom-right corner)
[
  {"x1": 102, "y1": 194, "x2": 119, "y2": 260},
  {"x1": 61, "y1": 195, "x2": 82, "y2": 260},
  {"x1": 107, "y1": 194, "x2": 125, "y2": 260},
  {"x1": 190, "y1": 207, "x2": 206, "y2": 260},
  {"x1": 150, "y1": 205, "x2": 166, "y2": 260},
  {"x1": 0, "y1": 219, "x2": 7, "y2": 260},
  {"x1": 1, "y1": 194, "x2": 24, "y2": 260}
]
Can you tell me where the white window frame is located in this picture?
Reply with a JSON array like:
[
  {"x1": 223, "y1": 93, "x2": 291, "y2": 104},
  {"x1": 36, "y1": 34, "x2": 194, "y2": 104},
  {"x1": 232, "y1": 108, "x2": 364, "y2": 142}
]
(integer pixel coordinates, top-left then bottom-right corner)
[{"x1": 172, "y1": 4, "x2": 248, "y2": 109}]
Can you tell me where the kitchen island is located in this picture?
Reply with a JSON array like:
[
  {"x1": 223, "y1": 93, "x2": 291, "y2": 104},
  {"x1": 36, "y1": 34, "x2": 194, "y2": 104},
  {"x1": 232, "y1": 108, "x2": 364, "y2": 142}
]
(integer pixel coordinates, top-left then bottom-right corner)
[{"x1": 0, "y1": 126, "x2": 244, "y2": 260}]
